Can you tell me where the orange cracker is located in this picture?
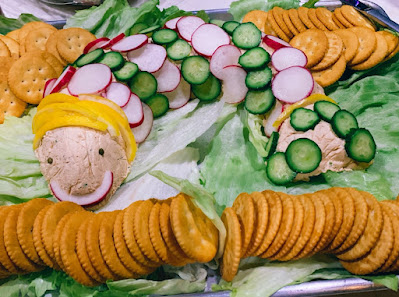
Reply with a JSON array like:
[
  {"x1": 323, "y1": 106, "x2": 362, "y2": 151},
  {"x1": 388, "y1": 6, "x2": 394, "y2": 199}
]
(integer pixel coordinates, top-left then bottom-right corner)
[
  {"x1": 170, "y1": 193, "x2": 219, "y2": 263},
  {"x1": 244, "y1": 192, "x2": 269, "y2": 257},
  {"x1": 279, "y1": 194, "x2": 315, "y2": 261},
  {"x1": 383, "y1": 41, "x2": 399, "y2": 63},
  {"x1": 6, "y1": 29, "x2": 21, "y2": 42},
  {"x1": 8, "y1": 52, "x2": 57, "y2": 104},
  {"x1": 312, "y1": 54, "x2": 347, "y2": 87},
  {"x1": 232, "y1": 192, "x2": 255, "y2": 257},
  {"x1": 290, "y1": 28, "x2": 328, "y2": 68},
  {"x1": 298, "y1": 7, "x2": 316, "y2": 29},
  {"x1": 383, "y1": 201, "x2": 399, "y2": 272},
  {"x1": 18, "y1": 22, "x2": 56, "y2": 56},
  {"x1": 261, "y1": 192, "x2": 294, "y2": 258},
  {"x1": 99, "y1": 210, "x2": 137, "y2": 279},
  {"x1": 268, "y1": 10, "x2": 290, "y2": 42},
  {"x1": 253, "y1": 190, "x2": 282, "y2": 256},
  {"x1": 348, "y1": 26, "x2": 377, "y2": 65},
  {"x1": 0, "y1": 76, "x2": 27, "y2": 124},
  {"x1": 337, "y1": 191, "x2": 383, "y2": 261},
  {"x1": 0, "y1": 206, "x2": 25, "y2": 274},
  {"x1": 334, "y1": 8, "x2": 353, "y2": 28},
  {"x1": 288, "y1": 9, "x2": 307, "y2": 33},
  {"x1": 313, "y1": 192, "x2": 335, "y2": 253},
  {"x1": 283, "y1": 9, "x2": 299, "y2": 36},
  {"x1": 17, "y1": 198, "x2": 53, "y2": 265},
  {"x1": 333, "y1": 29, "x2": 359, "y2": 62},
  {"x1": 311, "y1": 31, "x2": 343, "y2": 71},
  {"x1": 25, "y1": 27, "x2": 57, "y2": 52},
  {"x1": 350, "y1": 32, "x2": 388, "y2": 70},
  {"x1": 242, "y1": 10, "x2": 268, "y2": 32},
  {"x1": 0, "y1": 39, "x2": 10, "y2": 58},
  {"x1": 308, "y1": 8, "x2": 328, "y2": 31},
  {"x1": 271, "y1": 7, "x2": 293, "y2": 38},
  {"x1": 332, "y1": 13, "x2": 346, "y2": 29},
  {"x1": 4, "y1": 205, "x2": 43, "y2": 272},
  {"x1": 221, "y1": 207, "x2": 241, "y2": 282},
  {"x1": 41, "y1": 201, "x2": 83, "y2": 263},
  {"x1": 56, "y1": 28, "x2": 96, "y2": 64},
  {"x1": 53, "y1": 212, "x2": 72, "y2": 271},
  {"x1": 31, "y1": 50, "x2": 63, "y2": 76},
  {"x1": 270, "y1": 194, "x2": 304, "y2": 260},
  {"x1": 341, "y1": 206, "x2": 393, "y2": 275},
  {"x1": 316, "y1": 7, "x2": 339, "y2": 31},
  {"x1": 377, "y1": 31, "x2": 398, "y2": 57},
  {"x1": 340, "y1": 5, "x2": 375, "y2": 31},
  {"x1": 0, "y1": 56, "x2": 14, "y2": 77},
  {"x1": 0, "y1": 35, "x2": 19, "y2": 59},
  {"x1": 46, "y1": 31, "x2": 67, "y2": 65}
]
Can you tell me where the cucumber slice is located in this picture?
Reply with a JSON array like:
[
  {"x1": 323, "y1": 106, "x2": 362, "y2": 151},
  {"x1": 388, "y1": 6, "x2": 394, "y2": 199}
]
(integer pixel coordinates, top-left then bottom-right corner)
[
  {"x1": 128, "y1": 22, "x2": 149, "y2": 36},
  {"x1": 181, "y1": 56, "x2": 210, "y2": 85},
  {"x1": 75, "y1": 48, "x2": 104, "y2": 67},
  {"x1": 239, "y1": 47, "x2": 270, "y2": 70},
  {"x1": 331, "y1": 110, "x2": 359, "y2": 139},
  {"x1": 290, "y1": 108, "x2": 320, "y2": 131},
  {"x1": 314, "y1": 100, "x2": 341, "y2": 122},
  {"x1": 129, "y1": 71, "x2": 157, "y2": 101},
  {"x1": 210, "y1": 19, "x2": 225, "y2": 27},
  {"x1": 146, "y1": 94, "x2": 169, "y2": 118},
  {"x1": 222, "y1": 21, "x2": 240, "y2": 35},
  {"x1": 152, "y1": 29, "x2": 178, "y2": 45},
  {"x1": 167, "y1": 39, "x2": 192, "y2": 61},
  {"x1": 245, "y1": 88, "x2": 275, "y2": 115},
  {"x1": 98, "y1": 51, "x2": 125, "y2": 71},
  {"x1": 192, "y1": 74, "x2": 221, "y2": 101},
  {"x1": 266, "y1": 152, "x2": 296, "y2": 185},
  {"x1": 265, "y1": 131, "x2": 279, "y2": 159},
  {"x1": 345, "y1": 128, "x2": 376, "y2": 163},
  {"x1": 232, "y1": 22, "x2": 261, "y2": 49},
  {"x1": 285, "y1": 138, "x2": 322, "y2": 173},
  {"x1": 245, "y1": 67, "x2": 272, "y2": 90},
  {"x1": 113, "y1": 62, "x2": 139, "y2": 82}
]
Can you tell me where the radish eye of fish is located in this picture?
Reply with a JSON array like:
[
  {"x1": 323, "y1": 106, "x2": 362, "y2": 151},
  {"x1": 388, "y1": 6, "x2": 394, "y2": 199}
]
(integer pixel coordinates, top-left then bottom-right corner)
[
  {"x1": 47, "y1": 158, "x2": 53, "y2": 164},
  {"x1": 99, "y1": 148, "x2": 104, "y2": 156}
]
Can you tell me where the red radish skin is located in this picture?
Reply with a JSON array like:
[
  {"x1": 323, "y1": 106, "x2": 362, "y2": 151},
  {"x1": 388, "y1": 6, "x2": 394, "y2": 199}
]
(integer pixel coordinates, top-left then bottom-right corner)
[
  {"x1": 220, "y1": 65, "x2": 248, "y2": 104},
  {"x1": 122, "y1": 93, "x2": 144, "y2": 128},
  {"x1": 50, "y1": 171, "x2": 113, "y2": 207},
  {"x1": 131, "y1": 103, "x2": 153, "y2": 144},
  {"x1": 271, "y1": 47, "x2": 307, "y2": 71},
  {"x1": 264, "y1": 100, "x2": 283, "y2": 137},
  {"x1": 210, "y1": 44, "x2": 241, "y2": 80},
  {"x1": 68, "y1": 64, "x2": 112, "y2": 96},
  {"x1": 153, "y1": 59, "x2": 181, "y2": 93},
  {"x1": 43, "y1": 78, "x2": 56, "y2": 98},
  {"x1": 100, "y1": 33, "x2": 125, "y2": 50},
  {"x1": 127, "y1": 43, "x2": 167, "y2": 73},
  {"x1": 176, "y1": 16, "x2": 205, "y2": 42},
  {"x1": 59, "y1": 88, "x2": 73, "y2": 96},
  {"x1": 111, "y1": 34, "x2": 148, "y2": 52},
  {"x1": 83, "y1": 37, "x2": 110, "y2": 54},
  {"x1": 191, "y1": 24, "x2": 230, "y2": 57},
  {"x1": 263, "y1": 35, "x2": 291, "y2": 50},
  {"x1": 165, "y1": 17, "x2": 182, "y2": 30},
  {"x1": 50, "y1": 65, "x2": 77, "y2": 94},
  {"x1": 162, "y1": 78, "x2": 190, "y2": 109},
  {"x1": 272, "y1": 66, "x2": 314, "y2": 104},
  {"x1": 105, "y1": 82, "x2": 131, "y2": 107}
]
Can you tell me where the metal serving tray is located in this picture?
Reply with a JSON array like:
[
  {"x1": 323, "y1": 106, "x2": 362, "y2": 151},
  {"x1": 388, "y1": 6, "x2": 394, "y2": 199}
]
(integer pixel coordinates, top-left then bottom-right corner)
[{"x1": 45, "y1": 1, "x2": 396, "y2": 296}]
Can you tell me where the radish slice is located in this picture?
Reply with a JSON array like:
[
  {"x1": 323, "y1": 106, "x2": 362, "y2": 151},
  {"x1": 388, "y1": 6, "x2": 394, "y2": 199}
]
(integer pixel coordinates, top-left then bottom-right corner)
[
  {"x1": 100, "y1": 33, "x2": 125, "y2": 50},
  {"x1": 105, "y1": 82, "x2": 131, "y2": 107},
  {"x1": 111, "y1": 34, "x2": 148, "y2": 52},
  {"x1": 68, "y1": 64, "x2": 112, "y2": 96},
  {"x1": 163, "y1": 78, "x2": 190, "y2": 109},
  {"x1": 50, "y1": 171, "x2": 113, "y2": 207},
  {"x1": 59, "y1": 88, "x2": 72, "y2": 96},
  {"x1": 176, "y1": 16, "x2": 205, "y2": 42},
  {"x1": 191, "y1": 24, "x2": 230, "y2": 57},
  {"x1": 127, "y1": 43, "x2": 167, "y2": 73},
  {"x1": 264, "y1": 100, "x2": 283, "y2": 137},
  {"x1": 272, "y1": 66, "x2": 314, "y2": 104},
  {"x1": 43, "y1": 78, "x2": 56, "y2": 98},
  {"x1": 263, "y1": 35, "x2": 291, "y2": 50},
  {"x1": 165, "y1": 17, "x2": 182, "y2": 30},
  {"x1": 272, "y1": 47, "x2": 307, "y2": 71},
  {"x1": 50, "y1": 65, "x2": 76, "y2": 94},
  {"x1": 122, "y1": 93, "x2": 144, "y2": 128},
  {"x1": 210, "y1": 44, "x2": 241, "y2": 80},
  {"x1": 83, "y1": 37, "x2": 110, "y2": 54},
  {"x1": 153, "y1": 60, "x2": 181, "y2": 93},
  {"x1": 131, "y1": 103, "x2": 153, "y2": 144},
  {"x1": 220, "y1": 65, "x2": 248, "y2": 104}
]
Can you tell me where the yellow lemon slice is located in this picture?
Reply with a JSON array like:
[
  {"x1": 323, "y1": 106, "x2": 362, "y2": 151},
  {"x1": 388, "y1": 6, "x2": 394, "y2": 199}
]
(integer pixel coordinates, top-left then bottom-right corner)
[
  {"x1": 38, "y1": 93, "x2": 79, "y2": 111},
  {"x1": 273, "y1": 94, "x2": 337, "y2": 128},
  {"x1": 78, "y1": 94, "x2": 128, "y2": 122},
  {"x1": 33, "y1": 109, "x2": 77, "y2": 134}
]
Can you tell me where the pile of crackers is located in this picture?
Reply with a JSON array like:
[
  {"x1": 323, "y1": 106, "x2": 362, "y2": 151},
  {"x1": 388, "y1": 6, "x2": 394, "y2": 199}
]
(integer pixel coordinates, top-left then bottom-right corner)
[
  {"x1": 221, "y1": 187, "x2": 399, "y2": 281},
  {"x1": 244, "y1": 5, "x2": 399, "y2": 87},
  {"x1": 0, "y1": 22, "x2": 96, "y2": 123},
  {"x1": 0, "y1": 193, "x2": 218, "y2": 286}
]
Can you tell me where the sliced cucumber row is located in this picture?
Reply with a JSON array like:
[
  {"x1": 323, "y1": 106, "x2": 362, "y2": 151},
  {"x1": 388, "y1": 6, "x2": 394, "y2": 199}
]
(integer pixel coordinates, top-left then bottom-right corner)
[
  {"x1": 290, "y1": 108, "x2": 320, "y2": 131},
  {"x1": 239, "y1": 47, "x2": 270, "y2": 70},
  {"x1": 222, "y1": 21, "x2": 240, "y2": 35},
  {"x1": 75, "y1": 48, "x2": 104, "y2": 67},
  {"x1": 245, "y1": 88, "x2": 275, "y2": 115},
  {"x1": 167, "y1": 39, "x2": 192, "y2": 61},
  {"x1": 314, "y1": 100, "x2": 340, "y2": 122},
  {"x1": 232, "y1": 22, "x2": 262, "y2": 49},
  {"x1": 147, "y1": 94, "x2": 169, "y2": 118},
  {"x1": 266, "y1": 152, "x2": 296, "y2": 185},
  {"x1": 331, "y1": 110, "x2": 359, "y2": 139},
  {"x1": 245, "y1": 67, "x2": 272, "y2": 90},
  {"x1": 345, "y1": 128, "x2": 376, "y2": 163},
  {"x1": 192, "y1": 74, "x2": 221, "y2": 101},
  {"x1": 129, "y1": 71, "x2": 157, "y2": 101},
  {"x1": 265, "y1": 131, "x2": 279, "y2": 159},
  {"x1": 152, "y1": 29, "x2": 178, "y2": 45},
  {"x1": 181, "y1": 56, "x2": 210, "y2": 85},
  {"x1": 114, "y1": 62, "x2": 139, "y2": 82}
]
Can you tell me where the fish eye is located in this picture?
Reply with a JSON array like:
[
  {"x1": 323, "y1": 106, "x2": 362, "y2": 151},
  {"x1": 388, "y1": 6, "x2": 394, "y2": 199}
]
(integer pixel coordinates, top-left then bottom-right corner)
[
  {"x1": 47, "y1": 157, "x2": 53, "y2": 164},
  {"x1": 99, "y1": 148, "x2": 104, "y2": 156}
]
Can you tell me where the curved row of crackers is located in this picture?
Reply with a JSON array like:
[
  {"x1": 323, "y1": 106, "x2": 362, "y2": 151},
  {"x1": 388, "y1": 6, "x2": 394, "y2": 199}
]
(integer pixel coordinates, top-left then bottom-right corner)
[
  {"x1": 221, "y1": 187, "x2": 399, "y2": 281},
  {"x1": 0, "y1": 193, "x2": 218, "y2": 286}
]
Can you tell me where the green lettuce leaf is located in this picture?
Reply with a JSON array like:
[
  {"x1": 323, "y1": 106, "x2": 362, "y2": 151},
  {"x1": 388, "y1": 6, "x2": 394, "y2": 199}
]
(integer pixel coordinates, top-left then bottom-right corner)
[
  {"x1": 0, "y1": 14, "x2": 40, "y2": 35},
  {"x1": 243, "y1": 112, "x2": 269, "y2": 158},
  {"x1": 302, "y1": 0, "x2": 321, "y2": 8}
]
